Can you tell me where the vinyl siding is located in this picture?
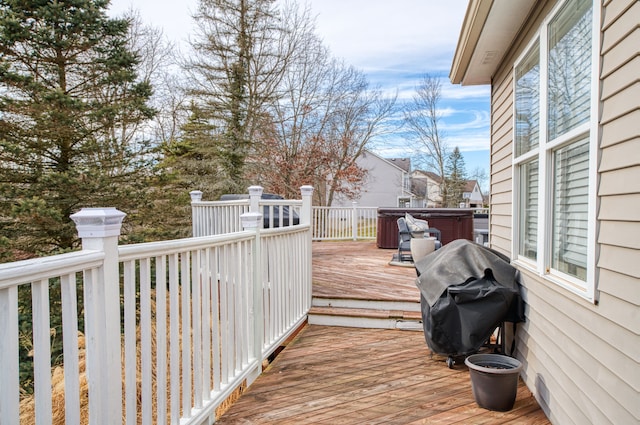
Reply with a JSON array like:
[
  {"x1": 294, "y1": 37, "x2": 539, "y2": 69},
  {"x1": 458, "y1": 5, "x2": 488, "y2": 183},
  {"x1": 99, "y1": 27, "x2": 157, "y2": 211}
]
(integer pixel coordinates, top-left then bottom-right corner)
[
  {"x1": 331, "y1": 151, "x2": 407, "y2": 208},
  {"x1": 487, "y1": 0, "x2": 639, "y2": 423},
  {"x1": 599, "y1": 136, "x2": 640, "y2": 170},
  {"x1": 489, "y1": 65, "x2": 514, "y2": 257}
]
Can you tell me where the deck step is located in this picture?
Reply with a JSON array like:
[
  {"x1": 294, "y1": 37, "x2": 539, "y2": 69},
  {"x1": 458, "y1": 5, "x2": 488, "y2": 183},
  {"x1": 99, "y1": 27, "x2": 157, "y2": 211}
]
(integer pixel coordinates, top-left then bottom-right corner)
[
  {"x1": 308, "y1": 305, "x2": 423, "y2": 330},
  {"x1": 311, "y1": 296, "x2": 420, "y2": 312}
]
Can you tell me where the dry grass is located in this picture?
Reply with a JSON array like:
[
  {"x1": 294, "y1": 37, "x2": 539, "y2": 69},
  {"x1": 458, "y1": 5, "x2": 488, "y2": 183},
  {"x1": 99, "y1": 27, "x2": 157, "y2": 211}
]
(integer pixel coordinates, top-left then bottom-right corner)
[
  {"x1": 19, "y1": 334, "x2": 90, "y2": 424},
  {"x1": 215, "y1": 382, "x2": 247, "y2": 419},
  {"x1": 18, "y1": 292, "x2": 246, "y2": 424}
]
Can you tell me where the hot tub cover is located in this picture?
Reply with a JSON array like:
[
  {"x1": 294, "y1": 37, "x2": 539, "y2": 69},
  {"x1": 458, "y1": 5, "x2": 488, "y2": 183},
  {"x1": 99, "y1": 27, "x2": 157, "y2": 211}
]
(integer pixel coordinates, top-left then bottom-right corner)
[{"x1": 415, "y1": 239, "x2": 525, "y2": 356}]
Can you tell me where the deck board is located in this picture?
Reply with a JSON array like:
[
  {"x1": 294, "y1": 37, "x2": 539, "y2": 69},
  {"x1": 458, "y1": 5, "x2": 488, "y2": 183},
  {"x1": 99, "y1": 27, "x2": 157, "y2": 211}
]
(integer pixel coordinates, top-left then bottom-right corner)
[
  {"x1": 216, "y1": 241, "x2": 550, "y2": 424},
  {"x1": 312, "y1": 241, "x2": 420, "y2": 302}
]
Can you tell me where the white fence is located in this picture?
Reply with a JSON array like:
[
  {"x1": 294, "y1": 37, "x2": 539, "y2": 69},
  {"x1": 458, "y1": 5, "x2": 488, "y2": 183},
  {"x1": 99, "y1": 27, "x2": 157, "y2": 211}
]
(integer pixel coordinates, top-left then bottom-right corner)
[
  {"x1": 312, "y1": 204, "x2": 378, "y2": 241},
  {"x1": 190, "y1": 186, "x2": 303, "y2": 237},
  {"x1": 0, "y1": 187, "x2": 313, "y2": 425},
  {"x1": 191, "y1": 190, "x2": 378, "y2": 241}
]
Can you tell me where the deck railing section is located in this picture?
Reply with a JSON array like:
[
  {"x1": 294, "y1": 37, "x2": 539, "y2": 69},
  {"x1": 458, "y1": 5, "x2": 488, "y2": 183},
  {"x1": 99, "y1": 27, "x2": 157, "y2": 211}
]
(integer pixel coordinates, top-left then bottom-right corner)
[
  {"x1": 191, "y1": 193, "x2": 378, "y2": 241},
  {"x1": 190, "y1": 186, "x2": 303, "y2": 237},
  {"x1": 312, "y1": 204, "x2": 378, "y2": 241},
  {"x1": 0, "y1": 186, "x2": 313, "y2": 425},
  {"x1": 0, "y1": 250, "x2": 107, "y2": 425}
]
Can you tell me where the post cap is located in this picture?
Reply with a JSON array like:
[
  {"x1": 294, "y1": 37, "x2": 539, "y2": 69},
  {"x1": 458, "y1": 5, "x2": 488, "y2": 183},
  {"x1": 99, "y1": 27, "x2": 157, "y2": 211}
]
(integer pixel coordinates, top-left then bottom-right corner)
[
  {"x1": 71, "y1": 208, "x2": 126, "y2": 238},
  {"x1": 240, "y1": 212, "x2": 263, "y2": 230},
  {"x1": 248, "y1": 186, "x2": 263, "y2": 197},
  {"x1": 190, "y1": 190, "x2": 203, "y2": 202}
]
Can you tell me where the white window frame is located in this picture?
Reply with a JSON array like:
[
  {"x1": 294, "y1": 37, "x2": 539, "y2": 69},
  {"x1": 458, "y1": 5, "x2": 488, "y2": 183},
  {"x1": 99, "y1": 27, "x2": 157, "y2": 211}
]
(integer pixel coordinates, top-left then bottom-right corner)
[
  {"x1": 397, "y1": 196, "x2": 411, "y2": 208},
  {"x1": 512, "y1": 0, "x2": 600, "y2": 302}
]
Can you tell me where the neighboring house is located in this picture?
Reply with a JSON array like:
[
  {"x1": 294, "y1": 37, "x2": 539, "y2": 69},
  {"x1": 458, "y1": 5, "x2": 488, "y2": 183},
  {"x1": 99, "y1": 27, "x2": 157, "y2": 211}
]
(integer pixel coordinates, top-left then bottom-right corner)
[
  {"x1": 451, "y1": 0, "x2": 638, "y2": 424},
  {"x1": 410, "y1": 170, "x2": 443, "y2": 207},
  {"x1": 462, "y1": 180, "x2": 484, "y2": 208},
  {"x1": 411, "y1": 171, "x2": 484, "y2": 208},
  {"x1": 330, "y1": 150, "x2": 411, "y2": 208}
]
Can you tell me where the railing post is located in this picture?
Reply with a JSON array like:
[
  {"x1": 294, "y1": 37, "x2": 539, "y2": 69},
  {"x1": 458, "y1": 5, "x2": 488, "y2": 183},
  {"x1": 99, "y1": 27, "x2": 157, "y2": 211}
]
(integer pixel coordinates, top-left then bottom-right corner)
[
  {"x1": 190, "y1": 190, "x2": 203, "y2": 237},
  {"x1": 248, "y1": 185, "x2": 263, "y2": 214},
  {"x1": 241, "y1": 211, "x2": 263, "y2": 385},
  {"x1": 0, "y1": 285, "x2": 19, "y2": 423},
  {"x1": 300, "y1": 186, "x2": 314, "y2": 226},
  {"x1": 70, "y1": 208, "x2": 126, "y2": 425},
  {"x1": 300, "y1": 186, "x2": 314, "y2": 311},
  {"x1": 352, "y1": 201, "x2": 358, "y2": 241},
  {"x1": 190, "y1": 190, "x2": 203, "y2": 202}
]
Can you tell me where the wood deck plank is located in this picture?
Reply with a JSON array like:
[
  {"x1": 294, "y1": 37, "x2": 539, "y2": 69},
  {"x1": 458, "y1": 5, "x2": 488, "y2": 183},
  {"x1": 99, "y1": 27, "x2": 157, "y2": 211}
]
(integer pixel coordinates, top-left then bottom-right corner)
[
  {"x1": 216, "y1": 242, "x2": 550, "y2": 424},
  {"x1": 312, "y1": 241, "x2": 420, "y2": 302}
]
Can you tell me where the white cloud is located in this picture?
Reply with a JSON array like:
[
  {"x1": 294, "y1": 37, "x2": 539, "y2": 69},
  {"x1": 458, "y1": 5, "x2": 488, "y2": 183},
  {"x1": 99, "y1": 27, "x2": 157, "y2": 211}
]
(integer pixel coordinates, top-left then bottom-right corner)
[
  {"x1": 307, "y1": 0, "x2": 469, "y2": 71},
  {"x1": 447, "y1": 134, "x2": 490, "y2": 152},
  {"x1": 442, "y1": 84, "x2": 491, "y2": 100}
]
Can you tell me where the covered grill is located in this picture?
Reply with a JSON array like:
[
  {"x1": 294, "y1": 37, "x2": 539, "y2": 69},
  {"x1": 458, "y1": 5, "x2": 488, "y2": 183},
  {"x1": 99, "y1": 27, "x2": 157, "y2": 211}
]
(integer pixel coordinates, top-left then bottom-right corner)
[{"x1": 415, "y1": 239, "x2": 525, "y2": 367}]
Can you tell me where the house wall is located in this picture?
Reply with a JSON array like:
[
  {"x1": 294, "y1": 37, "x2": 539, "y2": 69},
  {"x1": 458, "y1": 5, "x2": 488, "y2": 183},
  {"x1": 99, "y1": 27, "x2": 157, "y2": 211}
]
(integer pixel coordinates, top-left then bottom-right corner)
[
  {"x1": 331, "y1": 151, "x2": 407, "y2": 208},
  {"x1": 411, "y1": 172, "x2": 443, "y2": 207},
  {"x1": 464, "y1": 183, "x2": 484, "y2": 206},
  {"x1": 489, "y1": 1, "x2": 639, "y2": 424}
]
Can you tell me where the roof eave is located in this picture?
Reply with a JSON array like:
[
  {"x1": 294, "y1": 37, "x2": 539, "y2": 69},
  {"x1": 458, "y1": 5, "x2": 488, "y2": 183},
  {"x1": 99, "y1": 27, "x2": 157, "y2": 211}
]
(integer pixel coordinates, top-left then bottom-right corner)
[{"x1": 449, "y1": 0, "x2": 537, "y2": 86}]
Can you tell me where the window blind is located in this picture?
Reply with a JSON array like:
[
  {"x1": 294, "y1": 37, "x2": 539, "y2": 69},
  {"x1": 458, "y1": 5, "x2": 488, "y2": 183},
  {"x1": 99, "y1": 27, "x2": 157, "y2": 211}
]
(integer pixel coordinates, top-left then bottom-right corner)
[
  {"x1": 552, "y1": 138, "x2": 589, "y2": 280},
  {"x1": 519, "y1": 160, "x2": 539, "y2": 260}
]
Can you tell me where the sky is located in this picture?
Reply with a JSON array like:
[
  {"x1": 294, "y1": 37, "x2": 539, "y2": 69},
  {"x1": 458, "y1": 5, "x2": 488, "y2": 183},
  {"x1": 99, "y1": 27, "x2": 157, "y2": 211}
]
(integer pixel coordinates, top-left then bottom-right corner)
[{"x1": 107, "y1": 0, "x2": 491, "y2": 187}]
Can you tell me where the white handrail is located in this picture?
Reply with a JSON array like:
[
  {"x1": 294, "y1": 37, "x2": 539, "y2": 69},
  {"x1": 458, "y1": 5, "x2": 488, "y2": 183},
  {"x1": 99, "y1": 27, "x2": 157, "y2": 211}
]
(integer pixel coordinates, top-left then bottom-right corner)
[{"x1": 0, "y1": 251, "x2": 104, "y2": 289}]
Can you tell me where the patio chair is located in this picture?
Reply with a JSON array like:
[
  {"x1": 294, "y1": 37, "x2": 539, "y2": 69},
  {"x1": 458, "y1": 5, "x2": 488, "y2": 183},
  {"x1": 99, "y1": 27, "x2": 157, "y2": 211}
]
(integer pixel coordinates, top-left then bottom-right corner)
[
  {"x1": 397, "y1": 217, "x2": 414, "y2": 262},
  {"x1": 397, "y1": 217, "x2": 441, "y2": 263}
]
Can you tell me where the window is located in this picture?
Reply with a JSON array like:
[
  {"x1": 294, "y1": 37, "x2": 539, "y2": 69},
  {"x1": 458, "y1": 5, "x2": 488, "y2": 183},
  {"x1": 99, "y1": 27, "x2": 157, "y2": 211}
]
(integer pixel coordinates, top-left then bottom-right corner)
[
  {"x1": 547, "y1": 0, "x2": 592, "y2": 140},
  {"x1": 552, "y1": 138, "x2": 589, "y2": 280},
  {"x1": 515, "y1": 42, "x2": 540, "y2": 157},
  {"x1": 397, "y1": 197, "x2": 411, "y2": 208},
  {"x1": 513, "y1": 0, "x2": 596, "y2": 300}
]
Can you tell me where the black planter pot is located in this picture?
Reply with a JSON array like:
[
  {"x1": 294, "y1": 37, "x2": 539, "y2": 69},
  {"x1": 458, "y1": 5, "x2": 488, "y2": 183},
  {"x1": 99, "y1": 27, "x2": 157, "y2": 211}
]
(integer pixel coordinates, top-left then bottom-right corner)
[{"x1": 465, "y1": 353, "x2": 523, "y2": 411}]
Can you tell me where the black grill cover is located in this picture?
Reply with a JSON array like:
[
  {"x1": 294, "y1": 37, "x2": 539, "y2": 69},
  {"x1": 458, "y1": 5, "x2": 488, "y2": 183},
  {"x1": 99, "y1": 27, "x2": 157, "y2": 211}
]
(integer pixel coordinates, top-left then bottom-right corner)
[{"x1": 415, "y1": 239, "x2": 525, "y2": 356}]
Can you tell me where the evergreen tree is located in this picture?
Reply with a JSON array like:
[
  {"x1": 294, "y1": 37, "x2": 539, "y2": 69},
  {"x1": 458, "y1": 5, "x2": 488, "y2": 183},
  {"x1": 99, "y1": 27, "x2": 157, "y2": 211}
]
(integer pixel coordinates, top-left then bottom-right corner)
[
  {"x1": 160, "y1": 103, "x2": 226, "y2": 199},
  {"x1": 445, "y1": 146, "x2": 467, "y2": 207},
  {"x1": 0, "y1": 0, "x2": 155, "y2": 259}
]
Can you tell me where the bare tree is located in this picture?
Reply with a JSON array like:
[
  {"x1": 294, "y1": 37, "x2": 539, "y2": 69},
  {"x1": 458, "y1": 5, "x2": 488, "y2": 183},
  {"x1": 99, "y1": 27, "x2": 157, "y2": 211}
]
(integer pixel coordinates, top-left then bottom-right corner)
[
  {"x1": 243, "y1": 2, "x2": 328, "y2": 197},
  {"x1": 250, "y1": 39, "x2": 396, "y2": 205},
  {"x1": 321, "y1": 64, "x2": 396, "y2": 206},
  {"x1": 184, "y1": 0, "x2": 293, "y2": 194},
  {"x1": 404, "y1": 74, "x2": 450, "y2": 203},
  {"x1": 115, "y1": 10, "x2": 194, "y2": 240},
  {"x1": 125, "y1": 11, "x2": 190, "y2": 146},
  {"x1": 181, "y1": 0, "x2": 395, "y2": 202},
  {"x1": 469, "y1": 166, "x2": 488, "y2": 196}
]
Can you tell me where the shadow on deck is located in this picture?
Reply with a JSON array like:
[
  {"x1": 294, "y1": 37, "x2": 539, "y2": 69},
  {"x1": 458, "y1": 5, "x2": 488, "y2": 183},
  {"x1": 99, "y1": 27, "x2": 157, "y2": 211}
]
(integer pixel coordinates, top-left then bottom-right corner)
[{"x1": 216, "y1": 241, "x2": 550, "y2": 424}]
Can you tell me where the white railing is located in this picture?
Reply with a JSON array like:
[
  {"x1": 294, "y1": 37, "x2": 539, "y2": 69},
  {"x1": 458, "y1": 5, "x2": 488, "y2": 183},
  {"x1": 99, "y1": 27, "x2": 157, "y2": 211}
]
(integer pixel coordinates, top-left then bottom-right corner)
[
  {"x1": 312, "y1": 204, "x2": 378, "y2": 241},
  {"x1": 190, "y1": 186, "x2": 303, "y2": 237},
  {"x1": 0, "y1": 186, "x2": 313, "y2": 425},
  {"x1": 191, "y1": 193, "x2": 378, "y2": 241},
  {"x1": 0, "y1": 250, "x2": 107, "y2": 425}
]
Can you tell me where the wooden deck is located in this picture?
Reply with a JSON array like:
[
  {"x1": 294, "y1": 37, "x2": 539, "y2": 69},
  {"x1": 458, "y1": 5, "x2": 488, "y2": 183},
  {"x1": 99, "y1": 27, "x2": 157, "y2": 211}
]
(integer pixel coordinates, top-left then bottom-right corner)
[
  {"x1": 311, "y1": 241, "x2": 420, "y2": 302},
  {"x1": 216, "y1": 241, "x2": 550, "y2": 424}
]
